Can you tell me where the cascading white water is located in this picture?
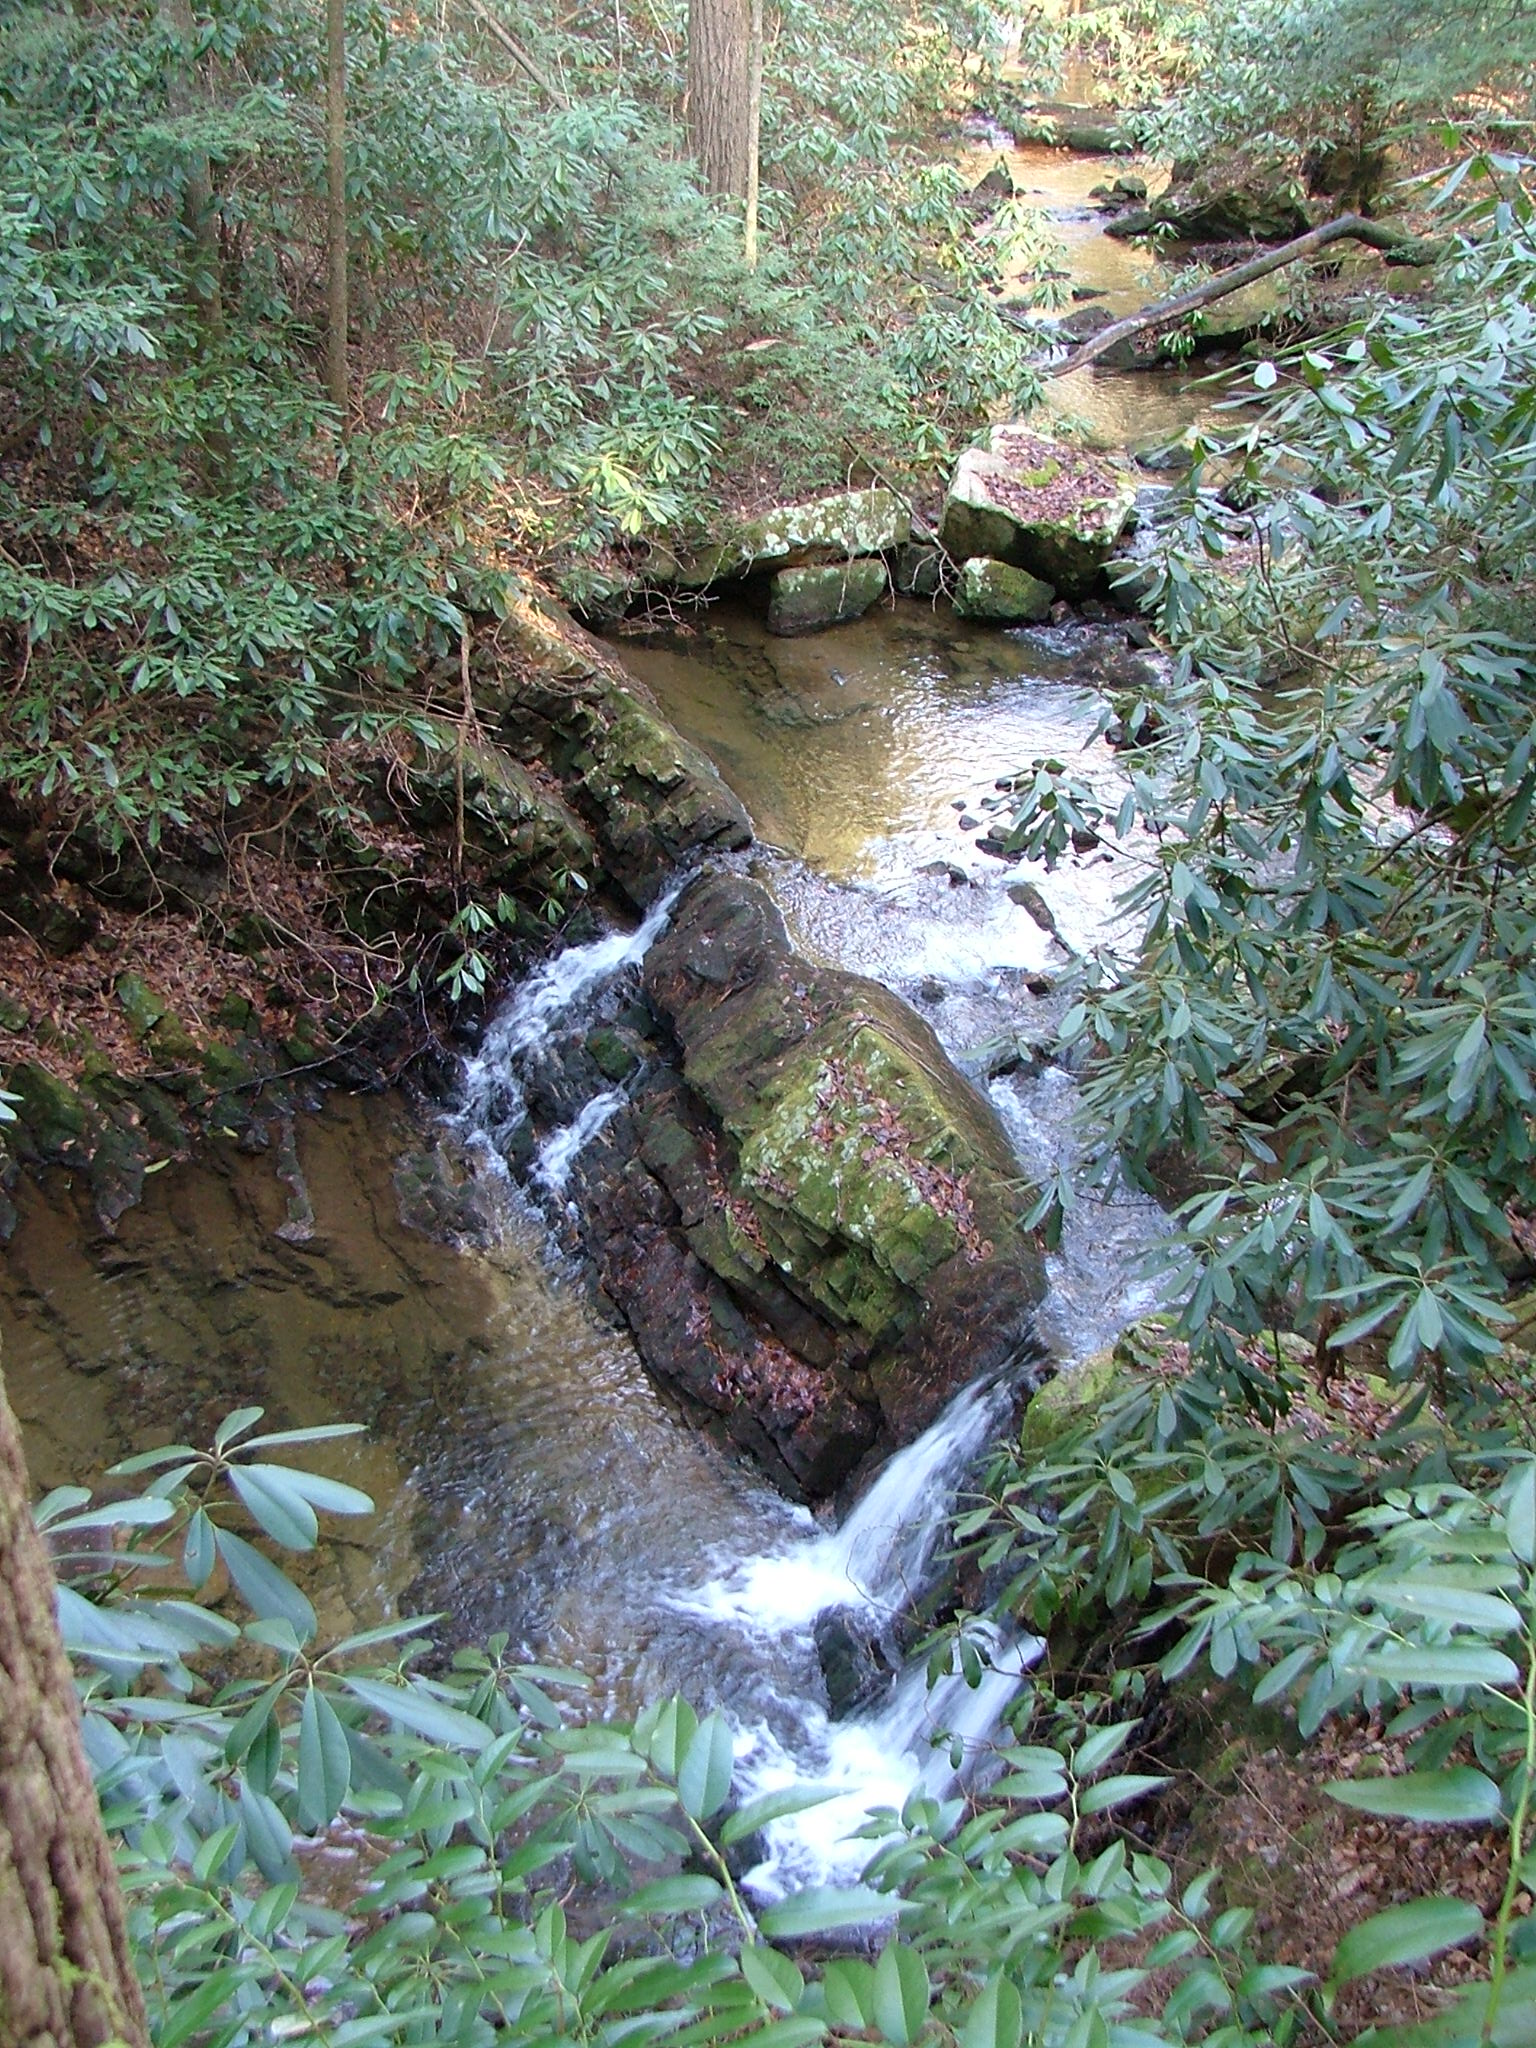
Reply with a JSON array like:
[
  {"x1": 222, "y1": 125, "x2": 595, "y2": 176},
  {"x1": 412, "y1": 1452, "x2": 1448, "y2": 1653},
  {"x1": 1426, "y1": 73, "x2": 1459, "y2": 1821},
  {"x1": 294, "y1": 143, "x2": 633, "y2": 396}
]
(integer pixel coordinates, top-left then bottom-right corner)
[
  {"x1": 458, "y1": 880, "x2": 684, "y2": 1159},
  {"x1": 533, "y1": 1088, "x2": 627, "y2": 1195},
  {"x1": 675, "y1": 1373, "x2": 1037, "y2": 1897},
  {"x1": 685, "y1": 1377, "x2": 1010, "y2": 1635}
]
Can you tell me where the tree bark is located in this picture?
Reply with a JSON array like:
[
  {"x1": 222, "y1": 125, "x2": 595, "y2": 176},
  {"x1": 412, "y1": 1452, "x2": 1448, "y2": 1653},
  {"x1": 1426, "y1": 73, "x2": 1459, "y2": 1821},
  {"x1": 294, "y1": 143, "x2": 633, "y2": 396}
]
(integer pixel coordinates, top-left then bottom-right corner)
[
  {"x1": 687, "y1": 0, "x2": 751, "y2": 200},
  {"x1": 161, "y1": 0, "x2": 223, "y2": 347},
  {"x1": 324, "y1": 0, "x2": 349, "y2": 428},
  {"x1": 0, "y1": 1358, "x2": 149, "y2": 2048},
  {"x1": 1041, "y1": 212, "x2": 1442, "y2": 378},
  {"x1": 742, "y1": 0, "x2": 763, "y2": 268}
]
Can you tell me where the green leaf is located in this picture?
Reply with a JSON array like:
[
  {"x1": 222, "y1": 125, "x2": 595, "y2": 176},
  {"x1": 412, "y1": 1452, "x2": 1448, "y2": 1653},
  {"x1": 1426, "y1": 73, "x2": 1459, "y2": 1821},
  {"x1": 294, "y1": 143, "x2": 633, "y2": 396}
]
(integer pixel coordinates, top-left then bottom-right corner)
[
  {"x1": 215, "y1": 1407, "x2": 266, "y2": 1451},
  {"x1": 244, "y1": 1462, "x2": 374, "y2": 1518},
  {"x1": 759, "y1": 1887, "x2": 896, "y2": 1940},
  {"x1": 213, "y1": 1526, "x2": 316, "y2": 1641},
  {"x1": 961, "y1": 1974, "x2": 1022, "y2": 2048},
  {"x1": 1078, "y1": 1772, "x2": 1167, "y2": 1815},
  {"x1": 722, "y1": 1784, "x2": 837, "y2": 1847},
  {"x1": 240, "y1": 1423, "x2": 367, "y2": 1451},
  {"x1": 821, "y1": 1959, "x2": 875, "y2": 2030},
  {"x1": 1331, "y1": 1896, "x2": 1483, "y2": 1984},
  {"x1": 1324, "y1": 1767, "x2": 1501, "y2": 1825},
  {"x1": 239, "y1": 1780, "x2": 295, "y2": 1883},
  {"x1": 677, "y1": 1712, "x2": 734, "y2": 1821},
  {"x1": 1507, "y1": 1462, "x2": 1536, "y2": 1566},
  {"x1": 742, "y1": 1944, "x2": 805, "y2": 2013},
  {"x1": 229, "y1": 1465, "x2": 319, "y2": 1550},
  {"x1": 871, "y1": 1941, "x2": 929, "y2": 2047},
  {"x1": 298, "y1": 1683, "x2": 353, "y2": 1830},
  {"x1": 620, "y1": 1874, "x2": 723, "y2": 1915},
  {"x1": 343, "y1": 1676, "x2": 494, "y2": 1752},
  {"x1": 1074, "y1": 1722, "x2": 1136, "y2": 1776},
  {"x1": 1356, "y1": 1645, "x2": 1521, "y2": 1689},
  {"x1": 1366, "y1": 1579, "x2": 1521, "y2": 1635}
]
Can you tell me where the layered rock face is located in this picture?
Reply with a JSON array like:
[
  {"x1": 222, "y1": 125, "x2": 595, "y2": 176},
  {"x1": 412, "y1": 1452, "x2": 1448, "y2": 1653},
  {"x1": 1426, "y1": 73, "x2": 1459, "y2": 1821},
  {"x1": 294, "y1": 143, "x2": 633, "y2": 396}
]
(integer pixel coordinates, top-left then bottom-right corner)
[{"x1": 573, "y1": 874, "x2": 1048, "y2": 1497}]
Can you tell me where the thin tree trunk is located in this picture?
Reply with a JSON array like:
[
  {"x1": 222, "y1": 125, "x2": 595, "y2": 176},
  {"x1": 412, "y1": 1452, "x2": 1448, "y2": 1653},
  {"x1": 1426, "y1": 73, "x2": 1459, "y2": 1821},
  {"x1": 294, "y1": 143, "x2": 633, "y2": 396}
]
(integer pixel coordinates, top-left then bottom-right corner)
[
  {"x1": 324, "y1": 0, "x2": 349, "y2": 428},
  {"x1": 742, "y1": 0, "x2": 762, "y2": 268},
  {"x1": 686, "y1": 0, "x2": 750, "y2": 199},
  {"x1": 0, "y1": 1358, "x2": 149, "y2": 2048},
  {"x1": 1040, "y1": 212, "x2": 1441, "y2": 378},
  {"x1": 162, "y1": 0, "x2": 223, "y2": 346}
]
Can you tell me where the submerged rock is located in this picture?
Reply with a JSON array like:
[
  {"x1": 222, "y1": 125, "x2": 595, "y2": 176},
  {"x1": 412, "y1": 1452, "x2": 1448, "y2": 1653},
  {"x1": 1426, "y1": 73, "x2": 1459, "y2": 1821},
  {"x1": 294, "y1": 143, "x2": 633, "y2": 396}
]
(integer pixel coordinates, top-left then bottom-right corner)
[
  {"x1": 577, "y1": 874, "x2": 1048, "y2": 1497},
  {"x1": 953, "y1": 557, "x2": 1055, "y2": 624},
  {"x1": 767, "y1": 559, "x2": 887, "y2": 636},
  {"x1": 940, "y1": 427, "x2": 1137, "y2": 601}
]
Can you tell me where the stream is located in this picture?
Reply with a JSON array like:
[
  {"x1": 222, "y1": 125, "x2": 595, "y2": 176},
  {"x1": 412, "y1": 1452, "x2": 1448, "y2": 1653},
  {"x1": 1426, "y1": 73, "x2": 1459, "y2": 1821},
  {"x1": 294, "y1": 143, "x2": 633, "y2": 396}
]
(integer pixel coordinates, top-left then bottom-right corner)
[{"x1": 0, "y1": 134, "x2": 1185, "y2": 1901}]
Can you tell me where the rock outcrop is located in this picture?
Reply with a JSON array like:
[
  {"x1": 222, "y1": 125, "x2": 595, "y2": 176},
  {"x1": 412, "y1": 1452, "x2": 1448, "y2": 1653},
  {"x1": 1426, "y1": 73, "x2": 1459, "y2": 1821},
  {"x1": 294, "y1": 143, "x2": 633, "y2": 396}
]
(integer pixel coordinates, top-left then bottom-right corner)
[
  {"x1": 662, "y1": 488, "x2": 911, "y2": 592},
  {"x1": 941, "y1": 427, "x2": 1137, "y2": 601},
  {"x1": 573, "y1": 874, "x2": 1048, "y2": 1497}
]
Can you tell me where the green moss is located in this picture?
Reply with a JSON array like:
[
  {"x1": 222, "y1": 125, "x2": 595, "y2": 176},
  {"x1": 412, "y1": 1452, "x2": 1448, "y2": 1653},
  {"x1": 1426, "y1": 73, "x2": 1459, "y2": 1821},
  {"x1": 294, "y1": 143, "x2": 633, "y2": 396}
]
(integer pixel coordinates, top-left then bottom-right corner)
[
  {"x1": 735, "y1": 1024, "x2": 985, "y2": 1337},
  {"x1": 115, "y1": 973, "x2": 168, "y2": 1041},
  {"x1": 953, "y1": 557, "x2": 1055, "y2": 623}
]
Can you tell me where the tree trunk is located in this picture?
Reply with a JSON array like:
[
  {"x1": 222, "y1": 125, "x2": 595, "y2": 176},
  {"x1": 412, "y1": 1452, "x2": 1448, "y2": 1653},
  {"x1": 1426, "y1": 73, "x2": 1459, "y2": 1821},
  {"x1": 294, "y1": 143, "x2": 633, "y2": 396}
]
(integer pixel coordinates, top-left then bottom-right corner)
[
  {"x1": 324, "y1": 0, "x2": 349, "y2": 428},
  {"x1": 162, "y1": 0, "x2": 223, "y2": 346},
  {"x1": 0, "y1": 1358, "x2": 149, "y2": 2048},
  {"x1": 1040, "y1": 212, "x2": 1441, "y2": 379},
  {"x1": 687, "y1": 0, "x2": 750, "y2": 200},
  {"x1": 742, "y1": 0, "x2": 763, "y2": 268}
]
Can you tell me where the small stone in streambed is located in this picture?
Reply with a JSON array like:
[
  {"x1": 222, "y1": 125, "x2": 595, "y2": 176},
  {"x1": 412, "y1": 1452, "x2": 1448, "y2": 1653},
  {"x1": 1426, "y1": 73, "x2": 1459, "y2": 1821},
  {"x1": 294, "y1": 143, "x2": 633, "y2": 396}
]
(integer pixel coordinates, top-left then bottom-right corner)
[
  {"x1": 1071, "y1": 826, "x2": 1101, "y2": 853},
  {"x1": 1007, "y1": 882, "x2": 1058, "y2": 933},
  {"x1": 952, "y1": 555, "x2": 1055, "y2": 624},
  {"x1": 1025, "y1": 972, "x2": 1056, "y2": 995},
  {"x1": 974, "y1": 836, "x2": 1014, "y2": 859},
  {"x1": 951, "y1": 797, "x2": 968, "y2": 810},
  {"x1": 957, "y1": 813, "x2": 980, "y2": 831},
  {"x1": 918, "y1": 976, "x2": 948, "y2": 1004},
  {"x1": 919, "y1": 860, "x2": 970, "y2": 887}
]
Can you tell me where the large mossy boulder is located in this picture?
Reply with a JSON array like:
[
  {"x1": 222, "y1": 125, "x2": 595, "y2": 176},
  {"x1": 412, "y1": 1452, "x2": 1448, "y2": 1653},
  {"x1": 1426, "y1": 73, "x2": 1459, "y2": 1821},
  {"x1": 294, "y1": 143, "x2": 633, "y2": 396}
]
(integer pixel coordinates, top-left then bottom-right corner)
[
  {"x1": 1106, "y1": 179, "x2": 1311, "y2": 246},
  {"x1": 953, "y1": 557, "x2": 1054, "y2": 623},
  {"x1": 767, "y1": 559, "x2": 887, "y2": 636},
  {"x1": 576, "y1": 874, "x2": 1048, "y2": 1496},
  {"x1": 941, "y1": 427, "x2": 1137, "y2": 600},
  {"x1": 670, "y1": 488, "x2": 910, "y2": 589}
]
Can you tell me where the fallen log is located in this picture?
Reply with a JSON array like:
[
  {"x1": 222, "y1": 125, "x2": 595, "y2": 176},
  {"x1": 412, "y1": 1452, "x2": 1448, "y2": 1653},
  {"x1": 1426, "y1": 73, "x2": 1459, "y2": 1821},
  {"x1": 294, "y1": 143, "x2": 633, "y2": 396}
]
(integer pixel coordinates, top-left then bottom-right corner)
[{"x1": 1028, "y1": 212, "x2": 1442, "y2": 378}]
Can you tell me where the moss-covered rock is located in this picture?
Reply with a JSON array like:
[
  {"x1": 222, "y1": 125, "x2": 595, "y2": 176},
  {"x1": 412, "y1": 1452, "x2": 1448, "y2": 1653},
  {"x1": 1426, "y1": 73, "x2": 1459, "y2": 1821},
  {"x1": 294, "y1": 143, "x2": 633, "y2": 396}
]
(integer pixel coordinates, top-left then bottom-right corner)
[
  {"x1": 953, "y1": 557, "x2": 1055, "y2": 623},
  {"x1": 766, "y1": 559, "x2": 887, "y2": 636},
  {"x1": 941, "y1": 428, "x2": 1137, "y2": 600},
  {"x1": 670, "y1": 488, "x2": 910, "y2": 589},
  {"x1": 568, "y1": 873, "x2": 1050, "y2": 1493},
  {"x1": 473, "y1": 599, "x2": 751, "y2": 906},
  {"x1": 1106, "y1": 179, "x2": 1312, "y2": 246}
]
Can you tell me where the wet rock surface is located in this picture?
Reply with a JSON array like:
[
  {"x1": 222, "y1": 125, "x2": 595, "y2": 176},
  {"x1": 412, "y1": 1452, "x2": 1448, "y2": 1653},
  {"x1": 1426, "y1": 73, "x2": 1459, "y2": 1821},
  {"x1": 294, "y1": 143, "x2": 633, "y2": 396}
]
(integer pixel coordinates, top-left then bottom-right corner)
[{"x1": 570, "y1": 872, "x2": 1049, "y2": 1498}]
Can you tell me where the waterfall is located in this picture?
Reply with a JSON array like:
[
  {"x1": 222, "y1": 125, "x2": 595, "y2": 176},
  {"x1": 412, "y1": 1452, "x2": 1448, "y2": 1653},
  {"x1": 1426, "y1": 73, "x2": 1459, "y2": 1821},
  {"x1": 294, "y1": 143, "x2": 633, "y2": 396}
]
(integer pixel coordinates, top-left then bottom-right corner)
[
  {"x1": 676, "y1": 1375, "x2": 1037, "y2": 1899},
  {"x1": 457, "y1": 880, "x2": 683, "y2": 1157},
  {"x1": 451, "y1": 884, "x2": 1041, "y2": 1902}
]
